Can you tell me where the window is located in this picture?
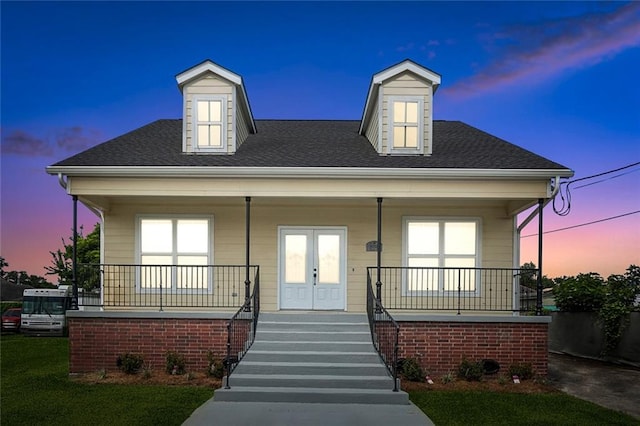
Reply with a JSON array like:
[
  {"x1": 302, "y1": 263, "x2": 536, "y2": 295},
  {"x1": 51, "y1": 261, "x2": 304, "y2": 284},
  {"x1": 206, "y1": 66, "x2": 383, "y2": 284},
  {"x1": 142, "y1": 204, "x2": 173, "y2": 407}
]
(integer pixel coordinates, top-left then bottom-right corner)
[
  {"x1": 389, "y1": 97, "x2": 423, "y2": 153},
  {"x1": 138, "y1": 217, "x2": 212, "y2": 291},
  {"x1": 403, "y1": 218, "x2": 480, "y2": 293},
  {"x1": 193, "y1": 96, "x2": 226, "y2": 152}
]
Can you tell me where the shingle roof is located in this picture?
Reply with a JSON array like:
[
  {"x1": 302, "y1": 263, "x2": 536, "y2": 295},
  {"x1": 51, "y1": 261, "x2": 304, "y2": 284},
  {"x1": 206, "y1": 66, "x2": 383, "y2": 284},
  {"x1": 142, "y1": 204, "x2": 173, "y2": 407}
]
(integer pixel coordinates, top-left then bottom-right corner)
[{"x1": 51, "y1": 119, "x2": 569, "y2": 170}]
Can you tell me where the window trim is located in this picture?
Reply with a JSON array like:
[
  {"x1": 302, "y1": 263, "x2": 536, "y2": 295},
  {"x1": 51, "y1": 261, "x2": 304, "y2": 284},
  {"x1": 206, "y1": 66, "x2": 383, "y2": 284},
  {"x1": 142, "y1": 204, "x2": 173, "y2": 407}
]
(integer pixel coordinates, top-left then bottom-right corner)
[
  {"x1": 192, "y1": 95, "x2": 227, "y2": 153},
  {"x1": 402, "y1": 216, "x2": 482, "y2": 295},
  {"x1": 135, "y1": 215, "x2": 214, "y2": 293},
  {"x1": 387, "y1": 96, "x2": 424, "y2": 154}
]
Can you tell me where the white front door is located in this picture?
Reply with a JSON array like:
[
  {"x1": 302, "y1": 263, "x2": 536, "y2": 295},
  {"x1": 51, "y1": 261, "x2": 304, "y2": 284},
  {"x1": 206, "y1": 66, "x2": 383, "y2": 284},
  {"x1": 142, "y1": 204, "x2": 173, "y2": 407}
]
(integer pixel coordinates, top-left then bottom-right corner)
[{"x1": 279, "y1": 227, "x2": 346, "y2": 310}]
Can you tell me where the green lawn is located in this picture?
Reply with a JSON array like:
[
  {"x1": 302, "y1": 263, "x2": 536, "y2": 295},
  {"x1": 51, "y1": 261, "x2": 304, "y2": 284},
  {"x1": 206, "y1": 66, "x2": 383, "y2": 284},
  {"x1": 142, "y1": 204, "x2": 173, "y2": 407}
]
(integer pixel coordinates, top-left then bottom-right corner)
[
  {"x1": 2, "y1": 334, "x2": 638, "y2": 426},
  {"x1": 0, "y1": 334, "x2": 211, "y2": 426},
  {"x1": 411, "y1": 390, "x2": 639, "y2": 426}
]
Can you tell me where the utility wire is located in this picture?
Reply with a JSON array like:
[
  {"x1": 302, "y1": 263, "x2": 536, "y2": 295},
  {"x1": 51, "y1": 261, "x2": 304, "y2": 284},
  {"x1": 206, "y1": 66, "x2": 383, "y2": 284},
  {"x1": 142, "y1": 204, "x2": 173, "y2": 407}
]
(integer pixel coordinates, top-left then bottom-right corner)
[
  {"x1": 553, "y1": 161, "x2": 640, "y2": 216},
  {"x1": 522, "y1": 210, "x2": 640, "y2": 238}
]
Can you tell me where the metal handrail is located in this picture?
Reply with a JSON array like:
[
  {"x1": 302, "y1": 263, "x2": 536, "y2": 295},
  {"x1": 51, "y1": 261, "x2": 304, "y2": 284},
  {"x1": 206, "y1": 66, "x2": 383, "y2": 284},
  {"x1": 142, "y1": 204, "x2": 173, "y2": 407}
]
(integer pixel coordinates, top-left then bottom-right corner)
[
  {"x1": 367, "y1": 270, "x2": 400, "y2": 392},
  {"x1": 224, "y1": 267, "x2": 260, "y2": 389},
  {"x1": 367, "y1": 266, "x2": 539, "y2": 313}
]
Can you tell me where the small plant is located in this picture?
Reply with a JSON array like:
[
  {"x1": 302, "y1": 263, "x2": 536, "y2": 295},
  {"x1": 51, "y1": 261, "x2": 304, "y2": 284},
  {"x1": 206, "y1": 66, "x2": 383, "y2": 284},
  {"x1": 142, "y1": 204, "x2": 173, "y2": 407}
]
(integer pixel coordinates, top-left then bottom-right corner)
[
  {"x1": 457, "y1": 358, "x2": 484, "y2": 381},
  {"x1": 142, "y1": 363, "x2": 153, "y2": 379},
  {"x1": 497, "y1": 374, "x2": 508, "y2": 385},
  {"x1": 186, "y1": 372, "x2": 195, "y2": 381},
  {"x1": 508, "y1": 362, "x2": 534, "y2": 380},
  {"x1": 207, "y1": 351, "x2": 225, "y2": 379},
  {"x1": 398, "y1": 357, "x2": 424, "y2": 382},
  {"x1": 441, "y1": 371, "x2": 455, "y2": 384},
  {"x1": 97, "y1": 368, "x2": 107, "y2": 380},
  {"x1": 165, "y1": 351, "x2": 186, "y2": 375},
  {"x1": 116, "y1": 353, "x2": 144, "y2": 374}
]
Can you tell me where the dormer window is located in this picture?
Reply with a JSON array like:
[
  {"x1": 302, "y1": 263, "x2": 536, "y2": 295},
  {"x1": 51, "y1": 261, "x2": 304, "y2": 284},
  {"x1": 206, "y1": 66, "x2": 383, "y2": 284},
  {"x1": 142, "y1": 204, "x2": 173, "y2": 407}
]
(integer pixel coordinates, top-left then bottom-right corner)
[
  {"x1": 194, "y1": 95, "x2": 227, "y2": 152},
  {"x1": 389, "y1": 97, "x2": 424, "y2": 154}
]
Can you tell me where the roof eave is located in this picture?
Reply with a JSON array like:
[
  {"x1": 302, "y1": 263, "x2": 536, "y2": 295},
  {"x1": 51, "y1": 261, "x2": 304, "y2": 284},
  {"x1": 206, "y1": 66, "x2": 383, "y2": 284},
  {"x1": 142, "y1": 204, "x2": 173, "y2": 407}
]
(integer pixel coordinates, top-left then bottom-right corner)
[{"x1": 46, "y1": 165, "x2": 574, "y2": 180}]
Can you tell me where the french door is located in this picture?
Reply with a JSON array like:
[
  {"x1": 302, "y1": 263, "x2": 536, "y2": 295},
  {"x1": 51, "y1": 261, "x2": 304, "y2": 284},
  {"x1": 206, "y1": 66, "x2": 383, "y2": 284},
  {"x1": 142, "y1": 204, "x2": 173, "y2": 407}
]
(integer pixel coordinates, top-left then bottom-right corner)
[{"x1": 279, "y1": 227, "x2": 346, "y2": 310}]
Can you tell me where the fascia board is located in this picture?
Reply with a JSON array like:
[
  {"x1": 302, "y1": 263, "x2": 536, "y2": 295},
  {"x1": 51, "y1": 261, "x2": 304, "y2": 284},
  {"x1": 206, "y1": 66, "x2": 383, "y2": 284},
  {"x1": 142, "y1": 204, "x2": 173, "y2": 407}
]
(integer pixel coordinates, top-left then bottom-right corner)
[
  {"x1": 373, "y1": 62, "x2": 441, "y2": 86},
  {"x1": 46, "y1": 165, "x2": 574, "y2": 180}
]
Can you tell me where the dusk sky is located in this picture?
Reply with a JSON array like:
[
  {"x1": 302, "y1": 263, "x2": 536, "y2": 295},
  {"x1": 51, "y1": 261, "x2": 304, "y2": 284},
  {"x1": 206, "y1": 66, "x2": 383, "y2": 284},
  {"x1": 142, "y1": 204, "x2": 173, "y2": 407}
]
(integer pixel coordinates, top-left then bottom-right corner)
[{"x1": 1, "y1": 1, "x2": 639, "y2": 282}]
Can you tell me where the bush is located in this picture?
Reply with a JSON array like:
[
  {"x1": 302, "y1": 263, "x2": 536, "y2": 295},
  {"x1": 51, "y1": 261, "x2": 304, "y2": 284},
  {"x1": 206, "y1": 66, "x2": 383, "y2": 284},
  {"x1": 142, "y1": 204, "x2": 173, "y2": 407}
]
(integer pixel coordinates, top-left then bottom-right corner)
[
  {"x1": 397, "y1": 357, "x2": 424, "y2": 382},
  {"x1": 508, "y1": 362, "x2": 533, "y2": 380},
  {"x1": 165, "y1": 351, "x2": 186, "y2": 375},
  {"x1": 116, "y1": 353, "x2": 144, "y2": 374},
  {"x1": 207, "y1": 351, "x2": 225, "y2": 379},
  {"x1": 554, "y1": 273, "x2": 606, "y2": 312},
  {"x1": 599, "y1": 265, "x2": 640, "y2": 354},
  {"x1": 457, "y1": 358, "x2": 483, "y2": 381}
]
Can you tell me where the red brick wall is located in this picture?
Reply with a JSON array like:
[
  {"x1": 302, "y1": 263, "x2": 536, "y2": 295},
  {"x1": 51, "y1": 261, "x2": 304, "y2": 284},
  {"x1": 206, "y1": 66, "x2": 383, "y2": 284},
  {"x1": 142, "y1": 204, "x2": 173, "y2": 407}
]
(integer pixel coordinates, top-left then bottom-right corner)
[
  {"x1": 68, "y1": 317, "x2": 228, "y2": 374},
  {"x1": 398, "y1": 321, "x2": 549, "y2": 376}
]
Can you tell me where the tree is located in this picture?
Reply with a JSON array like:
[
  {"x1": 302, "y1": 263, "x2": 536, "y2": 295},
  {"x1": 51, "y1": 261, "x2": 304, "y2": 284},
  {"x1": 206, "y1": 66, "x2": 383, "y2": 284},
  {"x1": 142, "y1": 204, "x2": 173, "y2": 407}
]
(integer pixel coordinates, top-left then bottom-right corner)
[
  {"x1": 0, "y1": 257, "x2": 8, "y2": 278},
  {"x1": 520, "y1": 262, "x2": 554, "y2": 289},
  {"x1": 45, "y1": 223, "x2": 100, "y2": 290}
]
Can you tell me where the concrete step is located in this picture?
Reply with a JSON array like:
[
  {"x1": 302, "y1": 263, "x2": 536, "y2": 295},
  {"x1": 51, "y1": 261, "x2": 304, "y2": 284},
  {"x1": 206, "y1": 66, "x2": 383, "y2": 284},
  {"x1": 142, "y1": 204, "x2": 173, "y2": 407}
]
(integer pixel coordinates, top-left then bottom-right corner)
[
  {"x1": 214, "y1": 386, "x2": 409, "y2": 405},
  {"x1": 250, "y1": 340, "x2": 375, "y2": 353},
  {"x1": 228, "y1": 374, "x2": 393, "y2": 390},
  {"x1": 259, "y1": 313, "x2": 368, "y2": 323},
  {"x1": 233, "y1": 361, "x2": 388, "y2": 376},
  {"x1": 242, "y1": 351, "x2": 381, "y2": 364},
  {"x1": 259, "y1": 321, "x2": 369, "y2": 333},
  {"x1": 256, "y1": 330, "x2": 372, "y2": 342}
]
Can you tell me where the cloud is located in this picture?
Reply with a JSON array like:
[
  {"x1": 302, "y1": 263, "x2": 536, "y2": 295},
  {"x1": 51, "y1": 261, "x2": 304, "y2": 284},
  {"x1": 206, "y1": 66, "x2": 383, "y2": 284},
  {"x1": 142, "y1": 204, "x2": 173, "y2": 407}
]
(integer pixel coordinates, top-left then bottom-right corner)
[
  {"x1": 1, "y1": 127, "x2": 101, "y2": 157},
  {"x1": 396, "y1": 42, "x2": 415, "y2": 52},
  {"x1": 55, "y1": 127, "x2": 101, "y2": 152},
  {"x1": 445, "y1": 3, "x2": 640, "y2": 98},
  {"x1": 1, "y1": 130, "x2": 53, "y2": 157}
]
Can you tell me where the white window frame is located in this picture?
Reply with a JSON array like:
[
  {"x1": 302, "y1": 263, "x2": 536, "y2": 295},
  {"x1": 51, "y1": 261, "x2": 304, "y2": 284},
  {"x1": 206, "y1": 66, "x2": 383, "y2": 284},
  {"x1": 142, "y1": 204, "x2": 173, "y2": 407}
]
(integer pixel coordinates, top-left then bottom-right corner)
[
  {"x1": 193, "y1": 95, "x2": 227, "y2": 153},
  {"x1": 135, "y1": 215, "x2": 214, "y2": 293},
  {"x1": 402, "y1": 217, "x2": 482, "y2": 295},
  {"x1": 387, "y1": 96, "x2": 424, "y2": 154}
]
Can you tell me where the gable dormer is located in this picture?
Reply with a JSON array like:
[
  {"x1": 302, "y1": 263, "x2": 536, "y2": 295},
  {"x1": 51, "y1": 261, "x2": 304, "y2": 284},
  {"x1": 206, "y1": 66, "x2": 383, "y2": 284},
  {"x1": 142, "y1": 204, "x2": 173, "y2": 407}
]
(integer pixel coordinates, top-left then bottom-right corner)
[
  {"x1": 359, "y1": 60, "x2": 441, "y2": 156},
  {"x1": 176, "y1": 60, "x2": 256, "y2": 154}
]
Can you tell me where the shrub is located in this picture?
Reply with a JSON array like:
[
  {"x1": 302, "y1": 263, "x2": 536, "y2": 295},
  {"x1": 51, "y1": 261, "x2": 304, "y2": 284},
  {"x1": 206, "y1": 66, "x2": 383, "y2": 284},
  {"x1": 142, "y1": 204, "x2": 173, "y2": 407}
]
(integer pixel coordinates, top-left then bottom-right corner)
[
  {"x1": 599, "y1": 265, "x2": 640, "y2": 354},
  {"x1": 554, "y1": 273, "x2": 606, "y2": 312},
  {"x1": 457, "y1": 358, "x2": 483, "y2": 381},
  {"x1": 165, "y1": 351, "x2": 186, "y2": 375},
  {"x1": 508, "y1": 362, "x2": 533, "y2": 380},
  {"x1": 116, "y1": 353, "x2": 144, "y2": 374},
  {"x1": 397, "y1": 357, "x2": 424, "y2": 382},
  {"x1": 441, "y1": 371, "x2": 455, "y2": 384},
  {"x1": 207, "y1": 351, "x2": 225, "y2": 379}
]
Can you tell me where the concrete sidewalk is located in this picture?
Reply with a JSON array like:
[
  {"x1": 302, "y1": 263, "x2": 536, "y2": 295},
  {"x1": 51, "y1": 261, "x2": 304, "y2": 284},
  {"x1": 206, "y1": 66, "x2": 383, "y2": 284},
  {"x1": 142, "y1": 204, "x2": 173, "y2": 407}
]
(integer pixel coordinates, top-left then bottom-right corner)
[
  {"x1": 548, "y1": 352, "x2": 640, "y2": 419},
  {"x1": 182, "y1": 401, "x2": 434, "y2": 426}
]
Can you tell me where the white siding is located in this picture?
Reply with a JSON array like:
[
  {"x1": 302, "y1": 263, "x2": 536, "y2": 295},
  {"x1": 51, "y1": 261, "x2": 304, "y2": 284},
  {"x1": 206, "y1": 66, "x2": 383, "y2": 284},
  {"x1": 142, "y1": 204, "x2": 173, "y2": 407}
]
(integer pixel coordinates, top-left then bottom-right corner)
[{"x1": 363, "y1": 95, "x2": 380, "y2": 151}]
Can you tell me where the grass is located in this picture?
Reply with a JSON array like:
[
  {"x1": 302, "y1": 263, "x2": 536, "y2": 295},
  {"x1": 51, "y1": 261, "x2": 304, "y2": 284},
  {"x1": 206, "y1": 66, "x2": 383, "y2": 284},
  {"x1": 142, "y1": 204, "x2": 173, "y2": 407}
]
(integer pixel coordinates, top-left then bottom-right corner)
[
  {"x1": 0, "y1": 334, "x2": 211, "y2": 426},
  {"x1": 410, "y1": 390, "x2": 640, "y2": 426},
  {"x1": 2, "y1": 334, "x2": 638, "y2": 425}
]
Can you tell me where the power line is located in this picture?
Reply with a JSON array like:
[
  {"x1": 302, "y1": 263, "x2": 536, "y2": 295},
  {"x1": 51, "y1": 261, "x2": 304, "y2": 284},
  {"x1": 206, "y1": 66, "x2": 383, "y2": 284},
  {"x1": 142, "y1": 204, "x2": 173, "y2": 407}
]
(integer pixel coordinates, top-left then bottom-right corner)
[
  {"x1": 553, "y1": 161, "x2": 640, "y2": 216},
  {"x1": 522, "y1": 210, "x2": 640, "y2": 238}
]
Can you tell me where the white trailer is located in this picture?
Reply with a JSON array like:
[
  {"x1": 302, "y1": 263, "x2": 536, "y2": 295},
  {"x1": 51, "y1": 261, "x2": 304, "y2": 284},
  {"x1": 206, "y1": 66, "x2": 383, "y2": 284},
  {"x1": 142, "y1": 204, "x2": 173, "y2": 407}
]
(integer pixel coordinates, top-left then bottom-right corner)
[{"x1": 21, "y1": 286, "x2": 72, "y2": 336}]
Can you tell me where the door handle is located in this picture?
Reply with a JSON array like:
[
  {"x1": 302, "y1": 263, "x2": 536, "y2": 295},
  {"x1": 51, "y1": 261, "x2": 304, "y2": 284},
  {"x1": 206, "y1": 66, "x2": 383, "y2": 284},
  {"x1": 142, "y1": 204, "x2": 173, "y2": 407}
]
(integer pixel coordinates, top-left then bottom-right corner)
[{"x1": 313, "y1": 268, "x2": 317, "y2": 286}]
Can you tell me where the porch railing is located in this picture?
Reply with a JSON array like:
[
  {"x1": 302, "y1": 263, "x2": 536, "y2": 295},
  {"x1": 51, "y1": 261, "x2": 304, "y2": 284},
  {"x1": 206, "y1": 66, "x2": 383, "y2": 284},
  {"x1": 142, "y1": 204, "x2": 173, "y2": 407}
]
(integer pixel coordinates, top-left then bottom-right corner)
[
  {"x1": 76, "y1": 264, "x2": 259, "y2": 309},
  {"x1": 366, "y1": 270, "x2": 399, "y2": 392},
  {"x1": 368, "y1": 266, "x2": 538, "y2": 313},
  {"x1": 225, "y1": 270, "x2": 260, "y2": 388}
]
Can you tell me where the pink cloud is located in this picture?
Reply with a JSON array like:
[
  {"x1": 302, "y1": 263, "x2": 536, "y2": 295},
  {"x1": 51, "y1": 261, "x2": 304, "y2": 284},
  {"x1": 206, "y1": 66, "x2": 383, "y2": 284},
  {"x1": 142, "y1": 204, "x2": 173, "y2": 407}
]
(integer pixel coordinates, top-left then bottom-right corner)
[
  {"x1": 445, "y1": 3, "x2": 640, "y2": 98},
  {"x1": 55, "y1": 127, "x2": 101, "y2": 152}
]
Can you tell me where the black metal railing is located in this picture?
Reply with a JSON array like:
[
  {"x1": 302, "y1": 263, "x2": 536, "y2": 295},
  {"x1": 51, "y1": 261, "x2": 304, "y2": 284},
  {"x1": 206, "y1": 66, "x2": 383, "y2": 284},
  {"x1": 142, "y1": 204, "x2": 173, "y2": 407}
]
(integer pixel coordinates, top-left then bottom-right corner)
[
  {"x1": 367, "y1": 270, "x2": 399, "y2": 392},
  {"x1": 76, "y1": 264, "x2": 259, "y2": 310},
  {"x1": 225, "y1": 270, "x2": 260, "y2": 388},
  {"x1": 368, "y1": 266, "x2": 539, "y2": 313}
]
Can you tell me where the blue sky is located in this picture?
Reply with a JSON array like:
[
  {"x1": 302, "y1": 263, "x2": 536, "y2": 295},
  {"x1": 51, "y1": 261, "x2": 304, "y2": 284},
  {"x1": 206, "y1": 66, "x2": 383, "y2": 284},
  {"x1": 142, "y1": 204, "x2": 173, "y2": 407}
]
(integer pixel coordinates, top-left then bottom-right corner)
[{"x1": 1, "y1": 1, "x2": 639, "y2": 279}]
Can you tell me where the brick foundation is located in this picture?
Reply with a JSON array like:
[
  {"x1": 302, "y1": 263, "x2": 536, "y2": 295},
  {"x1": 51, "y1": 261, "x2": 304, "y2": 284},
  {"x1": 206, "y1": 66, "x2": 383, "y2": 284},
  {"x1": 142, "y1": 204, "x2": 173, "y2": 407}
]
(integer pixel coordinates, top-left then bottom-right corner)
[
  {"x1": 397, "y1": 320, "x2": 549, "y2": 376},
  {"x1": 68, "y1": 316, "x2": 229, "y2": 374}
]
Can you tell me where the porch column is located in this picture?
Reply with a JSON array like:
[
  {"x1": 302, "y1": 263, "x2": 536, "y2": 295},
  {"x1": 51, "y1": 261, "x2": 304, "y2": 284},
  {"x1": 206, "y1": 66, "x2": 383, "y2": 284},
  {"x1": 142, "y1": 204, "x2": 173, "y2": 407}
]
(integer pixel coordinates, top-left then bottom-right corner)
[
  {"x1": 536, "y1": 198, "x2": 544, "y2": 316},
  {"x1": 244, "y1": 196, "x2": 252, "y2": 312},
  {"x1": 376, "y1": 197, "x2": 383, "y2": 307},
  {"x1": 71, "y1": 195, "x2": 79, "y2": 310}
]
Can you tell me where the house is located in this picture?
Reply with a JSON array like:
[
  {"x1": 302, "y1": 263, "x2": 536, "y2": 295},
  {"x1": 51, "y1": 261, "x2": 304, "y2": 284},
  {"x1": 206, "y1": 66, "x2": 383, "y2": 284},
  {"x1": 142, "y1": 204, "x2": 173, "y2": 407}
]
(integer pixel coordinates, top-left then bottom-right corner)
[{"x1": 47, "y1": 59, "x2": 572, "y2": 379}]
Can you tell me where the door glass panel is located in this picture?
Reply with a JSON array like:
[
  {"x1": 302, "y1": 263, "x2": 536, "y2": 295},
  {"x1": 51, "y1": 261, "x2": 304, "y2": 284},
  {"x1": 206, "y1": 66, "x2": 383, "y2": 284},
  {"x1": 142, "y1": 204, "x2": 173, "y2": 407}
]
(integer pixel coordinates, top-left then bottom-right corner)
[
  {"x1": 285, "y1": 235, "x2": 307, "y2": 283},
  {"x1": 318, "y1": 235, "x2": 340, "y2": 284}
]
